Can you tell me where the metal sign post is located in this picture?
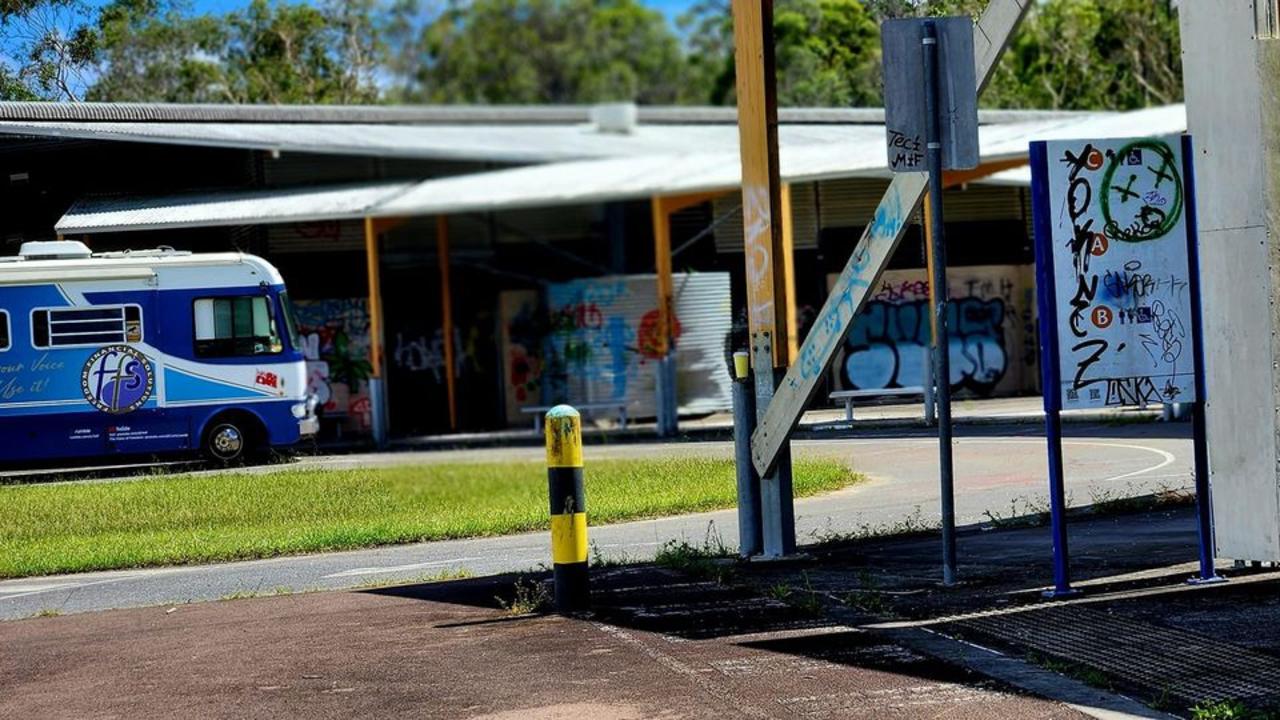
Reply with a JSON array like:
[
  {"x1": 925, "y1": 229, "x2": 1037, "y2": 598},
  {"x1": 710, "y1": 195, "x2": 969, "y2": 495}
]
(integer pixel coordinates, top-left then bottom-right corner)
[
  {"x1": 1180, "y1": 134, "x2": 1224, "y2": 585},
  {"x1": 882, "y1": 16, "x2": 978, "y2": 586},
  {"x1": 1028, "y1": 141, "x2": 1074, "y2": 597}
]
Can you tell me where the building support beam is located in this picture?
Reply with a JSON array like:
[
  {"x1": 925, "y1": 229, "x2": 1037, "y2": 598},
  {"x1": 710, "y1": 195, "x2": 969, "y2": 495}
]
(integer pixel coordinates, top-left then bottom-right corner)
[
  {"x1": 733, "y1": 0, "x2": 796, "y2": 558},
  {"x1": 650, "y1": 192, "x2": 721, "y2": 435},
  {"x1": 651, "y1": 197, "x2": 676, "y2": 436},
  {"x1": 437, "y1": 215, "x2": 458, "y2": 432},
  {"x1": 364, "y1": 216, "x2": 389, "y2": 446}
]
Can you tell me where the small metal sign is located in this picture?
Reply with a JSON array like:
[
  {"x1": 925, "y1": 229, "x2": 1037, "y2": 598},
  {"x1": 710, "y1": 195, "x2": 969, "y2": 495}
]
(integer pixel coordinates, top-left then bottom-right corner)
[{"x1": 881, "y1": 17, "x2": 979, "y2": 172}]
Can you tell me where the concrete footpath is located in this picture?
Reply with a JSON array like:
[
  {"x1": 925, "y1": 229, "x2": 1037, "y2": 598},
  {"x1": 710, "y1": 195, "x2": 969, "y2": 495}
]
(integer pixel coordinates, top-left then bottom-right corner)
[
  {"x1": 0, "y1": 567, "x2": 1092, "y2": 720},
  {"x1": 8, "y1": 502, "x2": 1263, "y2": 719}
]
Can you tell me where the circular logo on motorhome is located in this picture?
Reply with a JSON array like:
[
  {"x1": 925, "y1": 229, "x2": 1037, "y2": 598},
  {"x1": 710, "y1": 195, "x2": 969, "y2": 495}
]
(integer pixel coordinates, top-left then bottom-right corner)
[{"x1": 81, "y1": 346, "x2": 154, "y2": 414}]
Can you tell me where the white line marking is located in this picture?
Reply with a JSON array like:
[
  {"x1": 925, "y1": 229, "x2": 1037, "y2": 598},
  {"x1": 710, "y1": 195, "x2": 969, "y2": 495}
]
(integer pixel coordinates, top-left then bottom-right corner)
[
  {"x1": 0, "y1": 577, "x2": 134, "y2": 602},
  {"x1": 0, "y1": 583, "x2": 83, "y2": 595},
  {"x1": 323, "y1": 557, "x2": 483, "y2": 579}
]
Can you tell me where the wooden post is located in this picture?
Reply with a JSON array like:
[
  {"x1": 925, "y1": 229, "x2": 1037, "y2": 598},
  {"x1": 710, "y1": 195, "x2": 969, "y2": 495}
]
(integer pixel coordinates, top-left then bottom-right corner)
[
  {"x1": 364, "y1": 217, "x2": 384, "y2": 380},
  {"x1": 364, "y1": 216, "x2": 387, "y2": 445},
  {"x1": 437, "y1": 215, "x2": 457, "y2": 432},
  {"x1": 733, "y1": 0, "x2": 796, "y2": 558},
  {"x1": 733, "y1": 0, "x2": 791, "y2": 379},
  {"x1": 651, "y1": 197, "x2": 675, "y2": 358}
]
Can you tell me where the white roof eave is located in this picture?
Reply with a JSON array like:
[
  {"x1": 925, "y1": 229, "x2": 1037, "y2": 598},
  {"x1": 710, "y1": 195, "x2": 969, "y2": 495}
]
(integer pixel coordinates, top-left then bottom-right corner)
[{"x1": 54, "y1": 104, "x2": 1186, "y2": 233}]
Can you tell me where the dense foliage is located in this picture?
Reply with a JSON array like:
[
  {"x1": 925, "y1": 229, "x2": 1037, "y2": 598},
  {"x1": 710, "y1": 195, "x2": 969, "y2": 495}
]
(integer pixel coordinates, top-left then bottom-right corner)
[{"x1": 0, "y1": 0, "x2": 1181, "y2": 109}]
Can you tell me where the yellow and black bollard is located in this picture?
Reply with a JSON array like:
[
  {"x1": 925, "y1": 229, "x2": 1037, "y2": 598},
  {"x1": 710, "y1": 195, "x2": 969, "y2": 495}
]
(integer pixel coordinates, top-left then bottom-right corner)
[{"x1": 545, "y1": 404, "x2": 589, "y2": 612}]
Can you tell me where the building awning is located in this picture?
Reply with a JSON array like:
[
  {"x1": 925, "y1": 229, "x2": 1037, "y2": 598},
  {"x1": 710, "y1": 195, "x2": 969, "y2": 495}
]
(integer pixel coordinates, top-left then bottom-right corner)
[
  {"x1": 55, "y1": 104, "x2": 1186, "y2": 234},
  {"x1": 0, "y1": 104, "x2": 1106, "y2": 164},
  {"x1": 375, "y1": 104, "x2": 1187, "y2": 215},
  {"x1": 56, "y1": 181, "x2": 413, "y2": 235}
]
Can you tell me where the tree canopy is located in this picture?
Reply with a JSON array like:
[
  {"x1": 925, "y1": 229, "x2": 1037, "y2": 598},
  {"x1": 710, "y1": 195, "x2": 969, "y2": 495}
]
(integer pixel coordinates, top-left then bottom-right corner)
[{"x1": 0, "y1": 0, "x2": 1183, "y2": 110}]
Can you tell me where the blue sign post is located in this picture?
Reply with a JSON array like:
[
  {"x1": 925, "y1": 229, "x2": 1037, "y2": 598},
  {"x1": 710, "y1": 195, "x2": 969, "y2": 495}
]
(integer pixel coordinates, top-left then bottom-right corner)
[
  {"x1": 1030, "y1": 134, "x2": 1220, "y2": 596},
  {"x1": 1029, "y1": 141, "x2": 1075, "y2": 597},
  {"x1": 1180, "y1": 134, "x2": 1224, "y2": 585}
]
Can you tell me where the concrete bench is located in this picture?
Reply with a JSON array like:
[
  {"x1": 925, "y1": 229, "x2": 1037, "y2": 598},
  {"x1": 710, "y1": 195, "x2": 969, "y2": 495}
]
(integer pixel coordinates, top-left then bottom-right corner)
[{"x1": 520, "y1": 402, "x2": 629, "y2": 431}]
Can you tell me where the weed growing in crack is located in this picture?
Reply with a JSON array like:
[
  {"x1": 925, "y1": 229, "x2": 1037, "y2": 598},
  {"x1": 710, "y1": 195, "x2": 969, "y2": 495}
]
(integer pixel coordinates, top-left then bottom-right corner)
[
  {"x1": 841, "y1": 569, "x2": 892, "y2": 615},
  {"x1": 982, "y1": 494, "x2": 1055, "y2": 529},
  {"x1": 497, "y1": 577, "x2": 550, "y2": 615},
  {"x1": 808, "y1": 505, "x2": 942, "y2": 546},
  {"x1": 654, "y1": 522, "x2": 735, "y2": 584}
]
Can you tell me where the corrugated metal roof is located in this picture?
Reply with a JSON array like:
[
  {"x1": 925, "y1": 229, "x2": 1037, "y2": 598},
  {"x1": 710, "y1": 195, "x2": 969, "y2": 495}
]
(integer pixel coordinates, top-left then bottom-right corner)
[
  {"x1": 0, "y1": 101, "x2": 1088, "y2": 125},
  {"x1": 55, "y1": 104, "x2": 1187, "y2": 234},
  {"x1": 0, "y1": 120, "x2": 878, "y2": 163},
  {"x1": 373, "y1": 105, "x2": 1186, "y2": 216},
  {"x1": 56, "y1": 181, "x2": 412, "y2": 234}
]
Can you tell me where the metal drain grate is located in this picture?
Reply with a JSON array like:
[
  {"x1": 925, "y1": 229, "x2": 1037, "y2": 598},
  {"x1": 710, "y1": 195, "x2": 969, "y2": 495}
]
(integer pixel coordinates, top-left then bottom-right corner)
[{"x1": 944, "y1": 604, "x2": 1280, "y2": 704}]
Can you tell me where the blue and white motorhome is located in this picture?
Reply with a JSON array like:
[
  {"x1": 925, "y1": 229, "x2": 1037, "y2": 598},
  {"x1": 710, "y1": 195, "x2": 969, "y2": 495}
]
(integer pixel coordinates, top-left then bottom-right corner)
[{"x1": 0, "y1": 241, "x2": 318, "y2": 464}]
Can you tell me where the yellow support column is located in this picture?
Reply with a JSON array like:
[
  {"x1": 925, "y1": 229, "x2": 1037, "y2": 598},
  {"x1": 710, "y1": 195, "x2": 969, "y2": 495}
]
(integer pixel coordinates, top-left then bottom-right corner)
[
  {"x1": 651, "y1": 197, "x2": 675, "y2": 358},
  {"x1": 545, "y1": 405, "x2": 588, "y2": 612},
  {"x1": 364, "y1": 216, "x2": 388, "y2": 445},
  {"x1": 437, "y1": 215, "x2": 457, "y2": 432},
  {"x1": 651, "y1": 191, "x2": 727, "y2": 435}
]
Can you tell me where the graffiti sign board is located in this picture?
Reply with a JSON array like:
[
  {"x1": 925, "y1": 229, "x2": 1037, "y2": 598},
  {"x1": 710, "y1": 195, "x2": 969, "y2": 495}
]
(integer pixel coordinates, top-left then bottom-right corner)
[
  {"x1": 881, "y1": 16, "x2": 979, "y2": 172},
  {"x1": 1035, "y1": 136, "x2": 1196, "y2": 409}
]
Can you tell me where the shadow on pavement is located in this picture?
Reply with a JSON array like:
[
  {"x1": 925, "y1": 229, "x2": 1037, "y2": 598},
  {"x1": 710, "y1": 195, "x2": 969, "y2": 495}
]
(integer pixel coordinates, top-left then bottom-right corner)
[{"x1": 369, "y1": 503, "x2": 1280, "y2": 716}]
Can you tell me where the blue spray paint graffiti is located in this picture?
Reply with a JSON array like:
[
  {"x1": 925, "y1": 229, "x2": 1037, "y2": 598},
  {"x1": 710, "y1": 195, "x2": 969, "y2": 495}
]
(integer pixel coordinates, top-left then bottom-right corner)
[{"x1": 833, "y1": 267, "x2": 1038, "y2": 397}]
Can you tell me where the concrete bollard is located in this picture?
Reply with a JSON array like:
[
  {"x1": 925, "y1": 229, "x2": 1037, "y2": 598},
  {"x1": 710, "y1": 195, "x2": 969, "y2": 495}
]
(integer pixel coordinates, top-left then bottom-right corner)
[
  {"x1": 545, "y1": 405, "x2": 589, "y2": 612},
  {"x1": 732, "y1": 351, "x2": 763, "y2": 557}
]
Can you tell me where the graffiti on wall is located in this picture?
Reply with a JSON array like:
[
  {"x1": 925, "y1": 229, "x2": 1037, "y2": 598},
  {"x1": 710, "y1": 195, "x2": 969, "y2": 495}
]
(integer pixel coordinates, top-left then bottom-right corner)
[
  {"x1": 293, "y1": 298, "x2": 372, "y2": 429},
  {"x1": 544, "y1": 277, "x2": 642, "y2": 407},
  {"x1": 500, "y1": 292, "x2": 545, "y2": 413},
  {"x1": 392, "y1": 327, "x2": 481, "y2": 383},
  {"x1": 832, "y1": 266, "x2": 1037, "y2": 397},
  {"x1": 498, "y1": 274, "x2": 732, "y2": 424}
]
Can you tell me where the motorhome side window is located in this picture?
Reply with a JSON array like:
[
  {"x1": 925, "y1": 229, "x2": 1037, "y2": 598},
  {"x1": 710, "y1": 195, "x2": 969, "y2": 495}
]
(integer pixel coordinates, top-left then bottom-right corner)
[
  {"x1": 31, "y1": 306, "x2": 142, "y2": 348},
  {"x1": 0, "y1": 311, "x2": 9, "y2": 351},
  {"x1": 193, "y1": 296, "x2": 283, "y2": 357}
]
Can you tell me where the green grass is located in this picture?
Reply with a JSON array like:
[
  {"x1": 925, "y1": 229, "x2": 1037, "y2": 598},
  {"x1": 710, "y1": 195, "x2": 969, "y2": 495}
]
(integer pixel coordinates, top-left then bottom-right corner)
[{"x1": 0, "y1": 457, "x2": 857, "y2": 579}]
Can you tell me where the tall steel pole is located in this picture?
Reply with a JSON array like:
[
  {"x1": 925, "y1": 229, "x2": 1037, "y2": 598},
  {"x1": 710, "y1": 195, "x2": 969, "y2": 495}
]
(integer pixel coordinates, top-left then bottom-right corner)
[{"x1": 922, "y1": 20, "x2": 957, "y2": 586}]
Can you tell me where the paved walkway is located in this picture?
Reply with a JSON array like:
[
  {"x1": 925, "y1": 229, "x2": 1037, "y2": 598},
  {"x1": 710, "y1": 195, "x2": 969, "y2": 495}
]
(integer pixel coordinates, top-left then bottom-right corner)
[
  {"x1": 0, "y1": 565, "x2": 1096, "y2": 720},
  {"x1": 0, "y1": 423, "x2": 1191, "y2": 619}
]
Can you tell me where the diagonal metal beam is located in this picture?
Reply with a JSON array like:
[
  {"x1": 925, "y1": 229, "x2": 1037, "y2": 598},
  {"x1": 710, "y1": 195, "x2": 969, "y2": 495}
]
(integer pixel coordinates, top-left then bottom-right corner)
[{"x1": 750, "y1": 0, "x2": 1032, "y2": 476}]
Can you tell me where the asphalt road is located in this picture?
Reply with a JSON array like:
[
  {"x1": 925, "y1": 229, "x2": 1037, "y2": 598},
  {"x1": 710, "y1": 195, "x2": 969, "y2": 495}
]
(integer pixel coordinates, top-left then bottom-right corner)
[{"x1": 0, "y1": 423, "x2": 1191, "y2": 620}]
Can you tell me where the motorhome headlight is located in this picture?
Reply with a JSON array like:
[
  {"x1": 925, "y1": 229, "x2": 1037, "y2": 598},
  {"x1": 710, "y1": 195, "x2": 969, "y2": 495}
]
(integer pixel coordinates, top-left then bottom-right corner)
[{"x1": 291, "y1": 402, "x2": 308, "y2": 419}]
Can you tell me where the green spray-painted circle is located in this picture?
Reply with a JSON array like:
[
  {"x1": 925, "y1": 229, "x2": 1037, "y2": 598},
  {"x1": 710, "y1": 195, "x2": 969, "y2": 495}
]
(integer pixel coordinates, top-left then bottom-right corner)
[{"x1": 1099, "y1": 139, "x2": 1183, "y2": 243}]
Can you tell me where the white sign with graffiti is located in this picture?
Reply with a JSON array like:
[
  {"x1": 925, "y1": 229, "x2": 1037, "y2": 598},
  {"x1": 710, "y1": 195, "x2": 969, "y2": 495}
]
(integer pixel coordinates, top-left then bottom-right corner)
[{"x1": 1041, "y1": 136, "x2": 1195, "y2": 409}]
